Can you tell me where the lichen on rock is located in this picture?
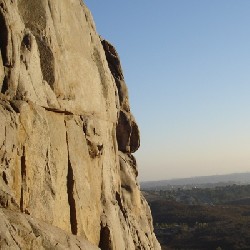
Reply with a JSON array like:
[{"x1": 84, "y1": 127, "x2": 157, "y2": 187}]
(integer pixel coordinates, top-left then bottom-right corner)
[{"x1": 0, "y1": 0, "x2": 161, "y2": 249}]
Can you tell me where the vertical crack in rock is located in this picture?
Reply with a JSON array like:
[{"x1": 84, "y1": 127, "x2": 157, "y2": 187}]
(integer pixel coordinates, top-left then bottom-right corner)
[
  {"x1": 115, "y1": 192, "x2": 127, "y2": 220},
  {"x1": 2, "y1": 171, "x2": 8, "y2": 185},
  {"x1": 20, "y1": 146, "x2": 26, "y2": 212},
  {"x1": 65, "y1": 128, "x2": 78, "y2": 235},
  {"x1": 67, "y1": 158, "x2": 77, "y2": 235},
  {"x1": 0, "y1": 8, "x2": 8, "y2": 66},
  {"x1": 8, "y1": 229, "x2": 22, "y2": 249},
  {"x1": 98, "y1": 225, "x2": 113, "y2": 250},
  {"x1": 1, "y1": 75, "x2": 8, "y2": 94},
  {"x1": 44, "y1": 149, "x2": 55, "y2": 197}
]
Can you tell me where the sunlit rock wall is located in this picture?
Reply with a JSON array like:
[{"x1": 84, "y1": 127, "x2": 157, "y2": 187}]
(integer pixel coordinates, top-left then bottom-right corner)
[{"x1": 0, "y1": 0, "x2": 161, "y2": 249}]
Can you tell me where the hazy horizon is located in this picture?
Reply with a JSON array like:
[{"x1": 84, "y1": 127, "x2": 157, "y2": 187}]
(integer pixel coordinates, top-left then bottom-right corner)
[
  {"x1": 85, "y1": 0, "x2": 250, "y2": 181},
  {"x1": 141, "y1": 171, "x2": 250, "y2": 183}
]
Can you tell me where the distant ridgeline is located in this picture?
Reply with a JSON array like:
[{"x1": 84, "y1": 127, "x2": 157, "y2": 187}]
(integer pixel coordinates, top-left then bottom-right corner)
[{"x1": 141, "y1": 172, "x2": 250, "y2": 190}]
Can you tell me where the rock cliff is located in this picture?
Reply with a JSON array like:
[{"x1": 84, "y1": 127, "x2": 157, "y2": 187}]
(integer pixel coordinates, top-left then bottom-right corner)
[{"x1": 0, "y1": 0, "x2": 161, "y2": 249}]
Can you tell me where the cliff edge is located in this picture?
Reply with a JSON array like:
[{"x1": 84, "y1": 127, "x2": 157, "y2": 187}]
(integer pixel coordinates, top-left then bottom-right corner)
[{"x1": 0, "y1": 0, "x2": 161, "y2": 249}]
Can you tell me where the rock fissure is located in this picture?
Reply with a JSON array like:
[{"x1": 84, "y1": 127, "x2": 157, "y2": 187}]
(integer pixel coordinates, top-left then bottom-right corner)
[
  {"x1": 2, "y1": 170, "x2": 7, "y2": 184},
  {"x1": 67, "y1": 156, "x2": 78, "y2": 235},
  {"x1": 43, "y1": 106, "x2": 73, "y2": 115},
  {"x1": 45, "y1": 107, "x2": 112, "y2": 122},
  {"x1": 98, "y1": 224, "x2": 113, "y2": 250},
  {"x1": 0, "y1": 7, "x2": 8, "y2": 66},
  {"x1": 9, "y1": 229, "x2": 22, "y2": 249},
  {"x1": 20, "y1": 146, "x2": 26, "y2": 213},
  {"x1": 66, "y1": 128, "x2": 78, "y2": 236},
  {"x1": 9, "y1": 101, "x2": 20, "y2": 113},
  {"x1": 115, "y1": 191, "x2": 127, "y2": 220},
  {"x1": 44, "y1": 149, "x2": 56, "y2": 197},
  {"x1": 1, "y1": 75, "x2": 8, "y2": 94}
]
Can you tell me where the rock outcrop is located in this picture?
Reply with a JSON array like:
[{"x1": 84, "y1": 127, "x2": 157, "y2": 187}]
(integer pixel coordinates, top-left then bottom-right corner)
[{"x1": 0, "y1": 0, "x2": 160, "y2": 249}]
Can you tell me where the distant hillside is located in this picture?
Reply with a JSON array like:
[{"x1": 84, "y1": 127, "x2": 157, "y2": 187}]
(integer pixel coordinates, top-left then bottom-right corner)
[
  {"x1": 226, "y1": 197, "x2": 250, "y2": 206},
  {"x1": 141, "y1": 172, "x2": 250, "y2": 190}
]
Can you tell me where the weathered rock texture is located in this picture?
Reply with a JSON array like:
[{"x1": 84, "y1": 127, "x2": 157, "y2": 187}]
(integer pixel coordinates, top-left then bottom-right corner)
[{"x1": 0, "y1": 0, "x2": 161, "y2": 249}]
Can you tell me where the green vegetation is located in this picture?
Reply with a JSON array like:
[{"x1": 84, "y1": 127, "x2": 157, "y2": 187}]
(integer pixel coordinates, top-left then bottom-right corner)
[
  {"x1": 146, "y1": 184, "x2": 250, "y2": 205},
  {"x1": 144, "y1": 184, "x2": 250, "y2": 249}
]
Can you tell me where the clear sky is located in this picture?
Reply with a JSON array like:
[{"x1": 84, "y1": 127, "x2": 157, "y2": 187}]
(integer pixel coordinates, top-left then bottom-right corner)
[{"x1": 84, "y1": 0, "x2": 250, "y2": 181}]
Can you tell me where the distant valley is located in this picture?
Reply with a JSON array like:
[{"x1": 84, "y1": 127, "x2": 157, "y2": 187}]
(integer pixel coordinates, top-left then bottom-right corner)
[
  {"x1": 143, "y1": 173, "x2": 250, "y2": 249},
  {"x1": 141, "y1": 172, "x2": 250, "y2": 190}
]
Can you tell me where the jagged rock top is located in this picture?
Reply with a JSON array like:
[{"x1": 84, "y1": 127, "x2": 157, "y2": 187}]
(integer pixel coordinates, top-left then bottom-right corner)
[{"x1": 0, "y1": 0, "x2": 161, "y2": 249}]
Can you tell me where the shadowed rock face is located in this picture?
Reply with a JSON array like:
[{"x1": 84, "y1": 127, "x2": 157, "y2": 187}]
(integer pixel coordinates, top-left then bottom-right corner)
[
  {"x1": 102, "y1": 39, "x2": 140, "y2": 154},
  {"x1": 0, "y1": 0, "x2": 160, "y2": 249}
]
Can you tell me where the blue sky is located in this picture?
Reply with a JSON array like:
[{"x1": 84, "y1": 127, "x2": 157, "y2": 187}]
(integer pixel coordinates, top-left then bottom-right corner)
[{"x1": 84, "y1": 0, "x2": 250, "y2": 181}]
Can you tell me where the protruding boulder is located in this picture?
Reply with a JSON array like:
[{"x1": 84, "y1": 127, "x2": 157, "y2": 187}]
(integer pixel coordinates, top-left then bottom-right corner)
[
  {"x1": 102, "y1": 39, "x2": 130, "y2": 112},
  {"x1": 116, "y1": 110, "x2": 140, "y2": 153},
  {"x1": 102, "y1": 39, "x2": 140, "y2": 154}
]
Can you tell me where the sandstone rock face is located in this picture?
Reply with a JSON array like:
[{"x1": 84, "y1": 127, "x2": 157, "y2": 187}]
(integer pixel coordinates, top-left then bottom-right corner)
[
  {"x1": 0, "y1": 0, "x2": 161, "y2": 249},
  {"x1": 0, "y1": 208, "x2": 99, "y2": 250}
]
